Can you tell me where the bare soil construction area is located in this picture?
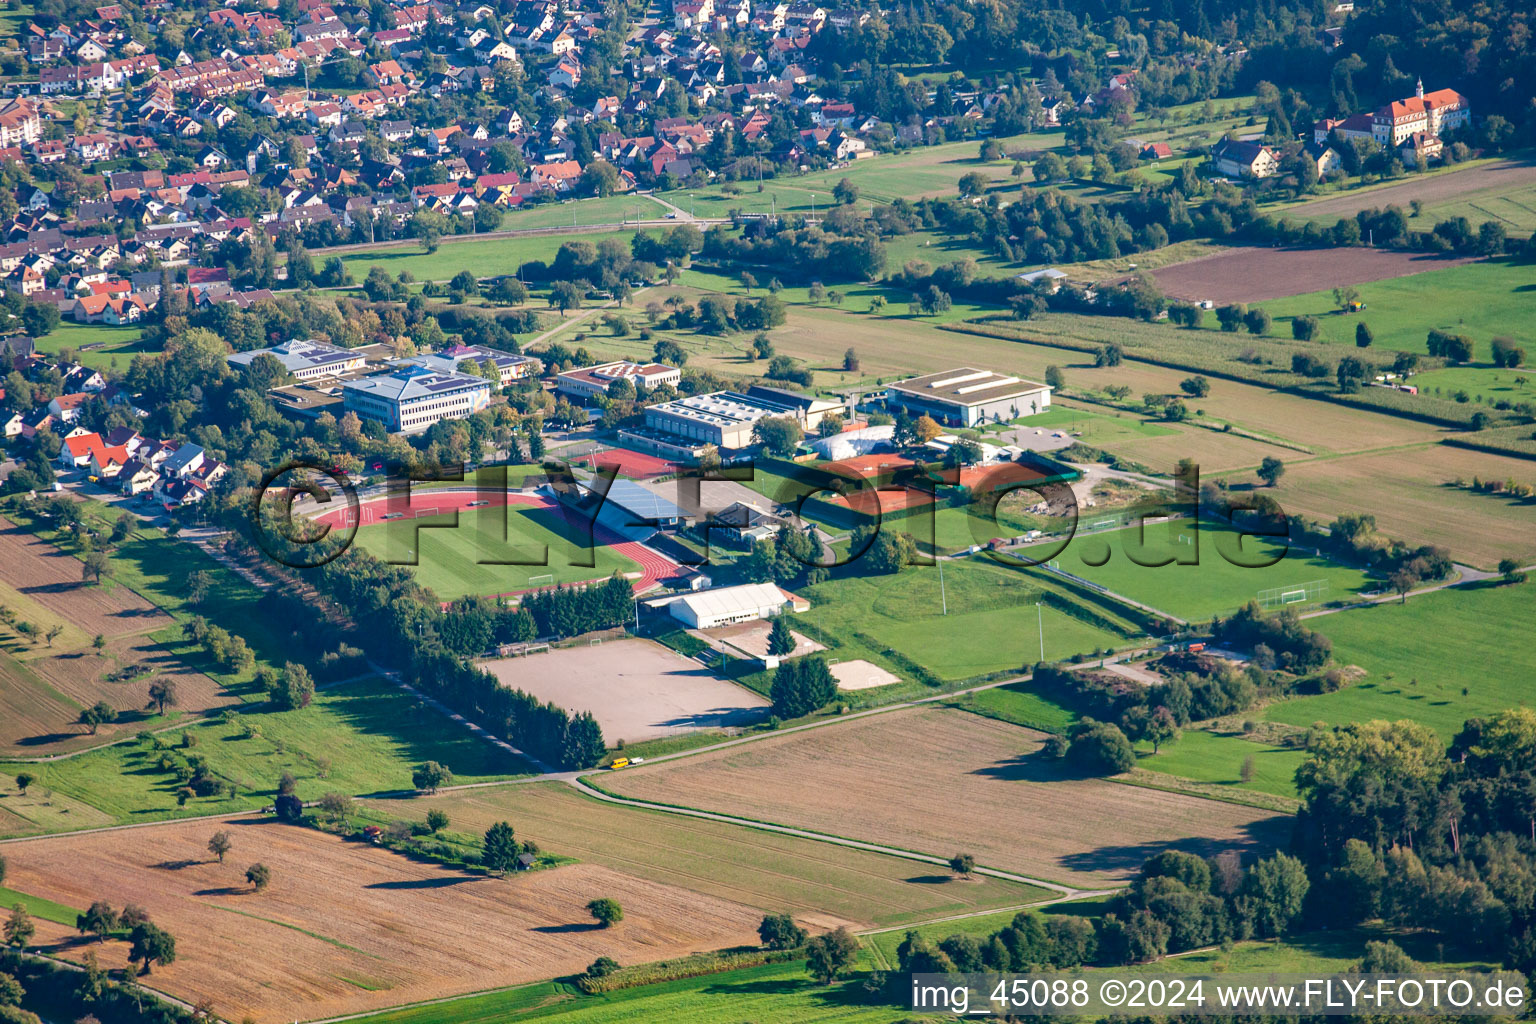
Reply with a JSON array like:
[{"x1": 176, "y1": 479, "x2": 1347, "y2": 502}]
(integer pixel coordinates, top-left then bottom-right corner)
[
  {"x1": 481, "y1": 638, "x2": 770, "y2": 744},
  {"x1": 1147, "y1": 245, "x2": 1474, "y2": 304},
  {"x1": 0, "y1": 518, "x2": 167, "y2": 638},
  {"x1": 6, "y1": 815, "x2": 764, "y2": 1023},
  {"x1": 605, "y1": 707, "x2": 1290, "y2": 888}
]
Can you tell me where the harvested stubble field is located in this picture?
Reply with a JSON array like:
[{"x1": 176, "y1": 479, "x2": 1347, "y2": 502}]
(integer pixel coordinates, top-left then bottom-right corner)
[
  {"x1": 964, "y1": 318, "x2": 1444, "y2": 455},
  {"x1": 1270, "y1": 158, "x2": 1536, "y2": 228},
  {"x1": 1145, "y1": 245, "x2": 1475, "y2": 305},
  {"x1": 6, "y1": 815, "x2": 764, "y2": 1023},
  {"x1": 373, "y1": 782, "x2": 1050, "y2": 931},
  {"x1": 0, "y1": 635, "x2": 234, "y2": 754},
  {"x1": 604, "y1": 708, "x2": 1290, "y2": 888},
  {"x1": 1260, "y1": 443, "x2": 1536, "y2": 568},
  {"x1": 0, "y1": 518, "x2": 168, "y2": 638}
]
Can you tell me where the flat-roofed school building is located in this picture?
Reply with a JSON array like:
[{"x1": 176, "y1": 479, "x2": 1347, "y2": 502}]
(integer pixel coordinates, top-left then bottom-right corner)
[
  {"x1": 885, "y1": 367, "x2": 1052, "y2": 427},
  {"x1": 226, "y1": 339, "x2": 367, "y2": 382},
  {"x1": 555, "y1": 360, "x2": 682, "y2": 400},
  {"x1": 340, "y1": 364, "x2": 492, "y2": 434}
]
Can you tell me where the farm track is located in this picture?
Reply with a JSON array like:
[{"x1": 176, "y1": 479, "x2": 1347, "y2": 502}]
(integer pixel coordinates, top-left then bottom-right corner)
[{"x1": 566, "y1": 775, "x2": 1089, "y2": 896}]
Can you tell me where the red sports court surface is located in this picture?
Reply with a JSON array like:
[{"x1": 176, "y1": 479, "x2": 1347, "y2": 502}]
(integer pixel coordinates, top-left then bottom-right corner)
[
  {"x1": 814, "y1": 455, "x2": 1050, "y2": 514},
  {"x1": 310, "y1": 489, "x2": 679, "y2": 597},
  {"x1": 574, "y1": 447, "x2": 676, "y2": 479}
]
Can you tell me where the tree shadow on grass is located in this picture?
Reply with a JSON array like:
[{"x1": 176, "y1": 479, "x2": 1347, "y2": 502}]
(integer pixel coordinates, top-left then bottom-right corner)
[
  {"x1": 904, "y1": 875, "x2": 956, "y2": 885},
  {"x1": 1056, "y1": 814, "x2": 1293, "y2": 879}
]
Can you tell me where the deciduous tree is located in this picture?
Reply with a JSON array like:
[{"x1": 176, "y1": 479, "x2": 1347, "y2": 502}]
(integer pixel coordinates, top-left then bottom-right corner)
[
  {"x1": 587, "y1": 898, "x2": 623, "y2": 928},
  {"x1": 805, "y1": 926, "x2": 858, "y2": 983}
]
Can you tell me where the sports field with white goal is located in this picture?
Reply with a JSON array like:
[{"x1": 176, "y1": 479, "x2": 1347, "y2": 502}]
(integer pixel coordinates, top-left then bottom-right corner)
[
  {"x1": 344, "y1": 498, "x2": 644, "y2": 602},
  {"x1": 1019, "y1": 517, "x2": 1375, "y2": 622}
]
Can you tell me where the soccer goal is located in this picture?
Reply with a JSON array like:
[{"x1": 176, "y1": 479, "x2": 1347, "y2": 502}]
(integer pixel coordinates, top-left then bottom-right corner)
[
  {"x1": 1257, "y1": 579, "x2": 1329, "y2": 610},
  {"x1": 412, "y1": 506, "x2": 440, "y2": 520},
  {"x1": 528, "y1": 573, "x2": 555, "y2": 588}
]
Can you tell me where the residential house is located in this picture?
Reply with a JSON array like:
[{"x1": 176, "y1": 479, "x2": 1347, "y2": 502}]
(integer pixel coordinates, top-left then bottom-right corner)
[{"x1": 1212, "y1": 138, "x2": 1278, "y2": 179}]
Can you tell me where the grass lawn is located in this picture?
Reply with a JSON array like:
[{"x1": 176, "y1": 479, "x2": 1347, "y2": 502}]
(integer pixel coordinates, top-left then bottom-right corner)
[
  {"x1": 343, "y1": 958, "x2": 899, "y2": 1024},
  {"x1": 349, "y1": 503, "x2": 640, "y2": 601},
  {"x1": 0, "y1": 885, "x2": 81, "y2": 927},
  {"x1": 922, "y1": 504, "x2": 1049, "y2": 557},
  {"x1": 338, "y1": 231, "x2": 634, "y2": 283},
  {"x1": 799, "y1": 557, "x2": 1137, "y2": 683},
  {"x1": 945, "y1": 681, "x2": 1077, "y2": 733},
  {"x1": 1408, "y1": 364, "x2": 1536, "y2": 404},
  {"x1": 495, "y1": 194, "x2": 664, "y2": 231},
  {"x1": 1146, "y1": 927, "x2": 1497, "y2": 974},
  {"x1": 1251, "y1": 258, "x2": 1535, "y2": 356},
  {"x1": 1016, "y1": 519, "x2": 1377, "y2": 622},
  {"x1": 1023, "y1": 404, "x2": 1180, "y2": 446},
  {"x1": 1265, "y1": 581, "x2": 1536, "y2": 738},
  {"x1": 1134, "y1": 730, "x2": 1307, "y2": 800},
  {"x1": 9, "y1": 677, "x2": 532, "y2": 833},
  {"x1": 672, "y1": 266, "x2": 1006, "y2": 323},
  {"x1": 33, "y1": 323, "x2": 160, "y2": 372}
]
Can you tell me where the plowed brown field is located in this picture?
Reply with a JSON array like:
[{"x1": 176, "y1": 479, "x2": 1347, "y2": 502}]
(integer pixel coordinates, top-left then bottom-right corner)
[
  {"x1": 7, "y1": 816, "x2": 763, "y2": 1022},
  {"x1": 605, "y1": 708, "x2": 1291, "y2": 888},
  {"x1": 0, "y1": 519, "x2": 167, "y2": 637}
]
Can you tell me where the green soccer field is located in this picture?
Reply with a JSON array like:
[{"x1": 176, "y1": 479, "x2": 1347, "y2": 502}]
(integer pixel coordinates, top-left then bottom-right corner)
[
  {"x1": 798, "y1": 557, "x2": 1140, "y2": 682},
  {"x1": 1018, "y1": 519, "x2": 1376, "y2": 622},
  {"x1": 350, "y1": 505, "x2": 640, "y2": 601}
]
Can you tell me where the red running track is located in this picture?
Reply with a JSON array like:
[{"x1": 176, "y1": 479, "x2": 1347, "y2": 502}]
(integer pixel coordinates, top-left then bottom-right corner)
[{"x1": 310, "y1": 489, "x2": 679, "y2": 599}]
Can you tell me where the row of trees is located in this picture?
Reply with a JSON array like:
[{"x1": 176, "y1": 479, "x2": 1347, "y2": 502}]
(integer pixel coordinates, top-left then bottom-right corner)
[
  {"x1": 886, "y1": 846, "x2": 1310, "y2": 973},
  {"x1": 1291, "y1": 710, "x2": 1536, "y2": 970},
  {"x1": 293, "y1": 545, "x2": 611, "y2": 769}
]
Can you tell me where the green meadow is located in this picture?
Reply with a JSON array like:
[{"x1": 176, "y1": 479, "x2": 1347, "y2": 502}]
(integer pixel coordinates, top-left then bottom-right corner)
[
  {"x1": 5, "y1": 678, "x2": 531, "y2": 834},
  {"x1": 1017, "y1": 519, "x2": 1376, "y2": 622},
  {"x1": 1265, "y1": 581, "x2": 1536, "y2": 738},
  {"x1": 799, "y1": 556, "x2": 1139, "y2": 683},
  {"x1": 1254, "y1": 259, "x2": 1534, "y2": 357},
  {"x1": 1135, "y1": 729, "x2": 1308, "y2": 800}
]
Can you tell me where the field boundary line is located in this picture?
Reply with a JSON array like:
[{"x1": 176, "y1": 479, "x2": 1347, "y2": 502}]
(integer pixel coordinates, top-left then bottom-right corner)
[
  {"x1": 298, "y1": 981, "x2": 575, "y2": 1024},
  {"x1": 1107, "y1": 769, "x2": 1301, "y2": 813},
  {"x1": 567, "y1": 776, "x2": 1082, "y2": 895},
  {"x1": 858, "y1": 889, "x2": 1118, "y2": 938}
]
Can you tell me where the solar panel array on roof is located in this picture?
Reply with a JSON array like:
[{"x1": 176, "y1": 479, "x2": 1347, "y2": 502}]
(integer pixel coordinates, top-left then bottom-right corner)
[{"x1": 592, "y1": 478, "x2": 688, "y2": 522}]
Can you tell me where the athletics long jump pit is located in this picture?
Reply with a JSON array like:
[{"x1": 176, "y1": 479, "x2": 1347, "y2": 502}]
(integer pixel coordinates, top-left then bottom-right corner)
[{"x1": 481, "y1": 637, "x2": 771, "y2": 744}]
